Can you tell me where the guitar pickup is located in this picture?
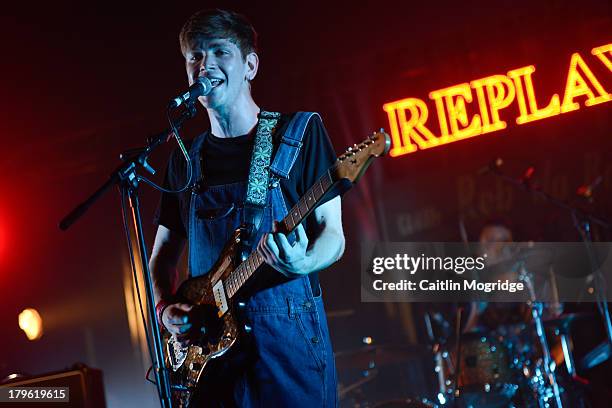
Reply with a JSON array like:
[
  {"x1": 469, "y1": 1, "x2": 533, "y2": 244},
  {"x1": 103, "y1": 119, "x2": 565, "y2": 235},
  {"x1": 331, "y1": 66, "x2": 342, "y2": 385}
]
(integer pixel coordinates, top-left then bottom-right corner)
[{"x1": 212, "y1": 280, "x2": 229, "y2": 317}]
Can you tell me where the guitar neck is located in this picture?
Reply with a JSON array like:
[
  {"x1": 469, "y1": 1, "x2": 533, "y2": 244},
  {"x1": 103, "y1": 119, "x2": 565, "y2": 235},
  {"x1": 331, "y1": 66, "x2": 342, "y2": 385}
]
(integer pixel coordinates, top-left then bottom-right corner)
[{"x1": 225, "y1": 170, "x2": 336, "y2": 299}]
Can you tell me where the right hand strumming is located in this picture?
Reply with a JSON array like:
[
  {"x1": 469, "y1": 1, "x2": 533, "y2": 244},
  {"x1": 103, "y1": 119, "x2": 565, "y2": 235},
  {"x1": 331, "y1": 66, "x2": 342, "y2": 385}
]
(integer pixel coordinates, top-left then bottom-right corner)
[{"x1": 161, "y1": 303, "x2": 194, "y2": 346}]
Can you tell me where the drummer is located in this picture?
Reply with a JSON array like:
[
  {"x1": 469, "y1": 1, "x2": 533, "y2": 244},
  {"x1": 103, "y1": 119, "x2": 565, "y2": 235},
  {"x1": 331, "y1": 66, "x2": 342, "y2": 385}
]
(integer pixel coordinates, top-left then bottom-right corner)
[{"x1": 464, "y1": 217, "x2": 563, "y2": 332}]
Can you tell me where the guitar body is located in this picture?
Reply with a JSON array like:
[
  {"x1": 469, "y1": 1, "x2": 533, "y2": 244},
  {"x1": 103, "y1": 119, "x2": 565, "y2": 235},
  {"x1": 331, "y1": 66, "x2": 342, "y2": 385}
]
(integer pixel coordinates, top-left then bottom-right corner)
[{"x1": 164, "y1": 229, "x2": 244, "y2": 406}]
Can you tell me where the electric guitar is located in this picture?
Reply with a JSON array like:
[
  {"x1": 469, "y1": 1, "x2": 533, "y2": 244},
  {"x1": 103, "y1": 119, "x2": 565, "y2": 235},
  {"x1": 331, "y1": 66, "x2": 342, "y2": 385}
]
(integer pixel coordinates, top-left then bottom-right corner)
[{"x1": 163, "y1": 130, "x2": 391, "y2": 406}]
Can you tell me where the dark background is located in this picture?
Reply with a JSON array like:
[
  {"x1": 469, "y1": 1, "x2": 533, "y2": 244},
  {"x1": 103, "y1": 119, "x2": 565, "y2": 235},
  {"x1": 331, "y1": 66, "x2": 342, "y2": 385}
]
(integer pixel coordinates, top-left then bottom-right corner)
[{"x1": 1, "y1": 0, "x2": 610, "y2": 406}]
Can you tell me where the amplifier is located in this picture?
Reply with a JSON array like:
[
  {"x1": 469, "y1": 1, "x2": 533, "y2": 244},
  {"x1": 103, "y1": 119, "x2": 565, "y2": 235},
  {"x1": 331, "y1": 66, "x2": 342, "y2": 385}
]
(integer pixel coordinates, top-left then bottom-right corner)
[{"x1": 0, "y1": 364, "x2": 106, "y2": 408}]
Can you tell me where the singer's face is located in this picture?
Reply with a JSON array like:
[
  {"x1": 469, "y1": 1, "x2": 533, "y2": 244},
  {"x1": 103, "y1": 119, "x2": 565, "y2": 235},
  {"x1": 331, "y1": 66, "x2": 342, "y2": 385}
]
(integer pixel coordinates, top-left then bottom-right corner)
[{"x1": 183, "y1": 38, "x2": 256, "y2": 111}]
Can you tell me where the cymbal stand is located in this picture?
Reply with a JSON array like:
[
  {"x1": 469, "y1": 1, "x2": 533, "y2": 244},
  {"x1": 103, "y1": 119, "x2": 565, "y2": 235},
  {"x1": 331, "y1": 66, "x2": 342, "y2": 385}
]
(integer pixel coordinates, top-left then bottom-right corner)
[
  {"x1": 519, "y1": 264, "x2": 563, "y2": 408},
  {"x1": 572, "y1": 215, "x2": 612, "y2": 349},
  {"x1": 485, "y1": 163, "x2": 612, "y2": 352},
  {"x1": 560, "y1": 335, "x2": 577, "y2": 378},
  {"x1": 425, "y1": 313, "x2": 451, "y2": 404},
  {"x1": 451, "y1": 307, "x2": 464, "y2": 407}
]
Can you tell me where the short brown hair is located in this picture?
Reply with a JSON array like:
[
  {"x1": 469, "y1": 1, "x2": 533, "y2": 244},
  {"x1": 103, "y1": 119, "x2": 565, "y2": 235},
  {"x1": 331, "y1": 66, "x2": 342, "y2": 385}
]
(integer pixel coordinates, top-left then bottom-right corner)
[{"x1": 179, "y1": 9, "x2": 258, "y2": 60}]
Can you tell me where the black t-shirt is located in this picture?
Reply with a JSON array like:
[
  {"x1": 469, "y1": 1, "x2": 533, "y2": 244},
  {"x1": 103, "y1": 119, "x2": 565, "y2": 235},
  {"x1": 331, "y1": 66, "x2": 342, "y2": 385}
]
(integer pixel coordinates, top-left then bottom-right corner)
[{"x1": 155, "y1": 113, "x2": 337, "y2": 238}]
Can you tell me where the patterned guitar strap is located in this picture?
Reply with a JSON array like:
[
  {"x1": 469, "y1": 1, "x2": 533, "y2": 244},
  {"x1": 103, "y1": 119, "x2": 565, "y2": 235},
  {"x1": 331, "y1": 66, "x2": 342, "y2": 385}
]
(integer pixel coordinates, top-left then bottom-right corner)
[{"x1": 241, "y1": 110, "x2": 281, "y2": 256}]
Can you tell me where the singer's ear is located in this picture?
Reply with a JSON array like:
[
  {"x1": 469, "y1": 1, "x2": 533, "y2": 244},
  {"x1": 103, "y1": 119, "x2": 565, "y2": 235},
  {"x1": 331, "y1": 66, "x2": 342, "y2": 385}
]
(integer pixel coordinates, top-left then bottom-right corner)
[{"x1": 245, "y1": 52, "x2": 259, "y2": 82}]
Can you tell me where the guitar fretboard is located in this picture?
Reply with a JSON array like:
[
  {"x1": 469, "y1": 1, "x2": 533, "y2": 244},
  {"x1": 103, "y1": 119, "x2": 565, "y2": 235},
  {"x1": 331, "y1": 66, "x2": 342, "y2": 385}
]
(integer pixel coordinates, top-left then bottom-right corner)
[{"x1": 225, "y1": 170, "x2": 335, "y2": 298}]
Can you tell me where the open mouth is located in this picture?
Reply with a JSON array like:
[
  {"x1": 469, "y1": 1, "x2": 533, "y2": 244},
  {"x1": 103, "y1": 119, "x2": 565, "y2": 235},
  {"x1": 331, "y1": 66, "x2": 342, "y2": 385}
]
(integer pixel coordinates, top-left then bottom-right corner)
[{"x1": 209, "y1": 78, "x2": 224, "y2": 87}]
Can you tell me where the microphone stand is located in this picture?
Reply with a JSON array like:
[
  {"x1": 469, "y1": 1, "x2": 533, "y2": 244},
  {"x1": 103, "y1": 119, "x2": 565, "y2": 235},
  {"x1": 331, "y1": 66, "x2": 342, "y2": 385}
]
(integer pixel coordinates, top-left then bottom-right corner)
[
  {"x1": 484, "y1": 165, "x2": 612, "y2": 352},
  {"x1": 59, "y1": 103, "x2": 197, "y2": 408}
]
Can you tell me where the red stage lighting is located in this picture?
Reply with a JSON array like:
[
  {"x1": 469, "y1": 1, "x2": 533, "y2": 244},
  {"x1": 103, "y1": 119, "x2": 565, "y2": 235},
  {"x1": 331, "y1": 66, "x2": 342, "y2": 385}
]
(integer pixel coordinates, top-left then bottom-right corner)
[{"x1": 0, "y1": 221, "x2": 4, "y2": 258}]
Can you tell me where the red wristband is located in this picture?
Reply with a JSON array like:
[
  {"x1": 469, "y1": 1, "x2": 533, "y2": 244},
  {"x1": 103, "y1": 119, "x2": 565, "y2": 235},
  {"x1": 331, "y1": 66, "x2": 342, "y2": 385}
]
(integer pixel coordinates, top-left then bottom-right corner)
[{"x1": 155, "y1": 300, "x2": 170, "y2": 327}]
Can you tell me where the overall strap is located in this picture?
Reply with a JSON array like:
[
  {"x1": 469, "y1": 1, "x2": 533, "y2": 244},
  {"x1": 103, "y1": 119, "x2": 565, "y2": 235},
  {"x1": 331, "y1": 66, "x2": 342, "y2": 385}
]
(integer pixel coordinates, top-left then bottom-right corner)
[
  {"x1": 270, "y1": 112, "x2": 320, "y2": 179},
  {"x1": 269, "y1": 112, "x2": 322, "y2": 294}
]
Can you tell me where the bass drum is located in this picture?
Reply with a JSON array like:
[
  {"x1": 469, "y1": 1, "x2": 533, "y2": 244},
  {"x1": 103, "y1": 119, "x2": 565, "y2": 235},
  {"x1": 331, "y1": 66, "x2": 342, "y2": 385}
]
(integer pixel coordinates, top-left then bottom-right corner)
[
  {"x1": 442, "y1": 331, "x2": 519, "y2": 407},
  {"x1": 372, "y1": 398, "x2": 435, "y2": 407},
  {"x1": 456, "y1": 331, "x2": 513, "y2": 388}
]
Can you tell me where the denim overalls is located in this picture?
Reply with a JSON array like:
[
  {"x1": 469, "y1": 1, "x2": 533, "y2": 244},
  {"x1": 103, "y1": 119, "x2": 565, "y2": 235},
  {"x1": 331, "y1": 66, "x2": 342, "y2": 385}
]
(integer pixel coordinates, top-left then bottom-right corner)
[{"x1": 187, "y1": 113, "x2": 337, "y2": 407}]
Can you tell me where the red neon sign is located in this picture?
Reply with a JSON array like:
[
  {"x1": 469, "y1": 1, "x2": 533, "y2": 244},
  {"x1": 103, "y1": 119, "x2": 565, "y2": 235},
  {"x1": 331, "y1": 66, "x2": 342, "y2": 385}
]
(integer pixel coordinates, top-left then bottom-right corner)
[{"x1": 383, "y1": 43, "x2": 612, "y2": 157}]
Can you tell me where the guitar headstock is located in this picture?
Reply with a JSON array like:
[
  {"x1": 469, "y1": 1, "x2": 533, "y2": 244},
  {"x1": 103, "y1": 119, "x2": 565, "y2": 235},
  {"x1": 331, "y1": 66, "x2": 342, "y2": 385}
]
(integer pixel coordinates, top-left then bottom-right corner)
[{"x1": 333, "y1": 129, "x2": 391, "y2": 184}]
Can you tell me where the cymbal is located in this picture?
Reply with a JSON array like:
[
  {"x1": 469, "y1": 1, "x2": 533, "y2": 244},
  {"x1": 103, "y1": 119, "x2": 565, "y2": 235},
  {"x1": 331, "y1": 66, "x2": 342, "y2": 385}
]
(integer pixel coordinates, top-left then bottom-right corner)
[
  {"x1": 337, "y1": 371, "x2": 377, "y2": 398},
  {"x1": 515, "y1": 245, "x2": 608, "y2": 279},
  {"x1": 476, "y1": 244, "x2": 609, "y2": 279},
  {"x1": 334, "y1": 344, "x2": 429, "y2": 370},
  {"x1": 580, "y1": 341, "x2": 611, "y2": 370}
]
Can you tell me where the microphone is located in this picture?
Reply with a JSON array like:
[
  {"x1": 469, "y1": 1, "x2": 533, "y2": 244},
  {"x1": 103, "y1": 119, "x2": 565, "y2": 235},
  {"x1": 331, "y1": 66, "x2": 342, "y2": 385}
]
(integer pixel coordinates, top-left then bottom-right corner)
[{"x1": 168, "y1": 77, "x2": 213, "y2": 109}]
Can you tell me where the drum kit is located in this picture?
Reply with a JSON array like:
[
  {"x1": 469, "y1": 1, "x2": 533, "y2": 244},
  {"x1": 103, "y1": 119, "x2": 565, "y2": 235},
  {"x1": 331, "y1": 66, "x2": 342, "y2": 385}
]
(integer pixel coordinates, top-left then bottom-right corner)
[
  {"x1": 335, "y1": 165, "x2": 611, "y2": 407},
  {"x1": 335, "y1": 259, "x2": 606, "y2": 407},
  {"x1": 335, "y1": 312, "x2": 599, "y2": 407}
]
